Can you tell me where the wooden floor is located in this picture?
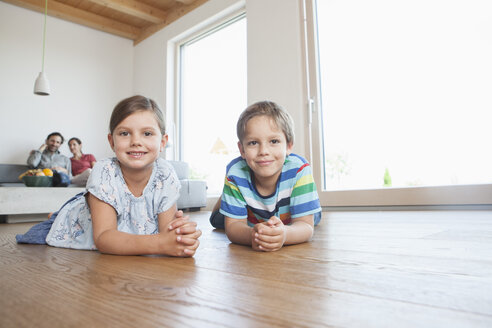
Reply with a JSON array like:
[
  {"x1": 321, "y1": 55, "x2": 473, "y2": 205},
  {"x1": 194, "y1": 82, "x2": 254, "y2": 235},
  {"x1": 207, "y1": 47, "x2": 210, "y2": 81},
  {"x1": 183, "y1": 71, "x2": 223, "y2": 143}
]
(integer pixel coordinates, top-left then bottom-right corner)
[{"x1": 1, "y1": 210, "x2": 491, "y2": 328}]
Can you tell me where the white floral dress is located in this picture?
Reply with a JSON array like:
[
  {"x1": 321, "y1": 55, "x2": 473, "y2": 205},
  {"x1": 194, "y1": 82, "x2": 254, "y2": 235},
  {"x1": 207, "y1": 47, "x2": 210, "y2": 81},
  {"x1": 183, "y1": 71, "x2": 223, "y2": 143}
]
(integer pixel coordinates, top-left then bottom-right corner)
[{"x1": 45, "y1": 157, "x2": 181, "y2": 250}]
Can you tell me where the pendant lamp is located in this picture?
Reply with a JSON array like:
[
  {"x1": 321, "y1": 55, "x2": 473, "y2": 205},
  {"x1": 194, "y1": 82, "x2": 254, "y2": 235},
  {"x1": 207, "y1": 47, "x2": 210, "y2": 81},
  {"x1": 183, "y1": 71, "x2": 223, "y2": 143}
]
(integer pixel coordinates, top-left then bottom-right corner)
[{"x1": 34, "y1": 0, "x2": 50, "y2": 96}]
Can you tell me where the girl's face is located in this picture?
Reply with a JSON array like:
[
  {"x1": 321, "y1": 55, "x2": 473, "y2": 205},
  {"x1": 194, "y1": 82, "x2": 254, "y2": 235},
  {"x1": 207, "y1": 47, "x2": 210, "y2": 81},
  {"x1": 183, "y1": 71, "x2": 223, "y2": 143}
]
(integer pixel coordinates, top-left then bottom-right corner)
[
  {"x1": 68, "y1": 140, "x2": 81, "y2": 155},
  {"x1": 238, "y1": 115, "x2": 293, "y2": 186},
  {"x1": 108, "y1": 110, "x2": 167, "y2": 173}
]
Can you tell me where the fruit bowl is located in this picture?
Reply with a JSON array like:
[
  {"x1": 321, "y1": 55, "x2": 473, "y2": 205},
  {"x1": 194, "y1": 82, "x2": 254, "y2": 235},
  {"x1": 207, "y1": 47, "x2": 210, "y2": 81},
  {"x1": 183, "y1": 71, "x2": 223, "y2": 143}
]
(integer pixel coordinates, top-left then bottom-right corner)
[{"x1": 22, "y1": 175, "x2": 53, "y2": 187}]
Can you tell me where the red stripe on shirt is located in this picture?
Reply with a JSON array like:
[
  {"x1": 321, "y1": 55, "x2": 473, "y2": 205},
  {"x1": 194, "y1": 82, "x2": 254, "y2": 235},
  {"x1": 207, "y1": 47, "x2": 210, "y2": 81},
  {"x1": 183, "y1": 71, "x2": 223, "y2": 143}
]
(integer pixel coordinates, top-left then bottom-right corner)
[{"x1": 297, "y1": 163, "x2": 310, "y2": 174}]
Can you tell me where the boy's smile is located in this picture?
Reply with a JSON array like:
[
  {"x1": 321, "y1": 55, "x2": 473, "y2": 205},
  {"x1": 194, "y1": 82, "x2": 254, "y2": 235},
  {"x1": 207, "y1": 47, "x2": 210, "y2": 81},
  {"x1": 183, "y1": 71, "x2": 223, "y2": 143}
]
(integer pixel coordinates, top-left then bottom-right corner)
[
  {"x1": 238, "y1": 115, "x2": 293, "y2": 193},
  {"x1": 256, "y1": 160, "x2": 274, "y2": 166}
]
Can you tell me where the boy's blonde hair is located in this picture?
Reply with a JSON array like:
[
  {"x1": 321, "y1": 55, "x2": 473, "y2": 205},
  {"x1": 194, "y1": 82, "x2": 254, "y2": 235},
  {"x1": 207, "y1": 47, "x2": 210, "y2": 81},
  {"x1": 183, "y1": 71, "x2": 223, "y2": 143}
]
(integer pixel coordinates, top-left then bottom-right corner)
[{"x1": 237, "y1": 101, "x2": 295, "y2": 145}]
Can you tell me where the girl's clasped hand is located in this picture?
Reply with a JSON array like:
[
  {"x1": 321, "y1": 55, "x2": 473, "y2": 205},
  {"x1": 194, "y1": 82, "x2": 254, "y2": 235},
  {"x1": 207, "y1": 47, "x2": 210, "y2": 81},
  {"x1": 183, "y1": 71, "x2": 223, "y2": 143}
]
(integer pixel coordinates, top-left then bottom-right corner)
[{"x1": 164, "y1": 210, "x2": 202, "y2": 257}]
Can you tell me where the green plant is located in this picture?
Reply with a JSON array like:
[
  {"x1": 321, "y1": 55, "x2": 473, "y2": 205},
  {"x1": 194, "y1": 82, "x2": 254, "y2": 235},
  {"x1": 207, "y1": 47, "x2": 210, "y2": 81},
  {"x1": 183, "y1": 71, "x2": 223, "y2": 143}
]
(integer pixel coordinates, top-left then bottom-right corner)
[
  {"x1": 326, "y1": 153, "x2": 351, "y2": 183},
  {"x1": 189, "y1": 167, "x2": 208, "y2": 180},
  {"x1": 383, "y1": 168, "x2": 392, "y2": 187}
]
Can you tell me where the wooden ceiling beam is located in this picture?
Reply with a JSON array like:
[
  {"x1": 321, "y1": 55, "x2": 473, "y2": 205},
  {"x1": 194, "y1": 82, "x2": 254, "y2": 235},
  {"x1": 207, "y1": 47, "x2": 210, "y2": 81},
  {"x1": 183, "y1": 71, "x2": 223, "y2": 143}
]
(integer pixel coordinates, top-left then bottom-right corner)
[
  {"x1": 86, "y1": 0, "x2": 167, "y2": 24},
  {"x1": 175, "y1": 0, "x2": 196, "y2": 5},
  {"x1": 3, "y1": 0, "x2": 140, "y2": 40},
  {"x1": 134, "y1": 0, "x2": 208, "y2": 45},
  {"x1": 3, "y1": 0, "x2": 210, "y2": 44}
]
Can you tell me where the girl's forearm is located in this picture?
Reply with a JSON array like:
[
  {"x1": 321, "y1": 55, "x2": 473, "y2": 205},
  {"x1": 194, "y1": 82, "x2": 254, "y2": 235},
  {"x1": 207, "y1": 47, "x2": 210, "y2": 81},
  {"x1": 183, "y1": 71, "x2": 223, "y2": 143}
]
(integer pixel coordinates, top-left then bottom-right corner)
[{"x1": 95, "y1": 229, "x2": 160, "y2": 255}]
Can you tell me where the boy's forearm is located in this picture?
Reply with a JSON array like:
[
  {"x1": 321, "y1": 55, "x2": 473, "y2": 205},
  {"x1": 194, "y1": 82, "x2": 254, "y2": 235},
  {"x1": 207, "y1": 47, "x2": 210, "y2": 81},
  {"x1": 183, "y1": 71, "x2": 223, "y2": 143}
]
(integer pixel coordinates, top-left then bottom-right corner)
[
  {"x1": 284, "y1": 217, "x2": 314, "y2": 245},
  {"x1": 225, "y1": 218, "x2": 253, "y2": 246}
]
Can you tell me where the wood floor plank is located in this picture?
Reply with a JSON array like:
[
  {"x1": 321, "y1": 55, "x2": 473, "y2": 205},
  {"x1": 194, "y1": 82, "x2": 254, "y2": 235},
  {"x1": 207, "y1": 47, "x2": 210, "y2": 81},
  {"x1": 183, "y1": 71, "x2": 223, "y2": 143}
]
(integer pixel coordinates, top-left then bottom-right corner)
[{"x1": 1, "y1": 210, "x2": 491, "y2": 327}]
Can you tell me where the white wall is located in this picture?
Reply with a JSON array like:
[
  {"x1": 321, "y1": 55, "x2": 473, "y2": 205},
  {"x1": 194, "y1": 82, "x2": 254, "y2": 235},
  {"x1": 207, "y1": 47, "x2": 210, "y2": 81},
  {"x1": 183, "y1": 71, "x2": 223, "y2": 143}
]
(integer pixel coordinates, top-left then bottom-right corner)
[
  {"x1": 134, "y1": 0, "x2": 246, "y2": 159},
  {"x1": 134, "y1": 0, "x2": 309, "y2": 158},
  {"x1": 1, "y1": 0, "x2": 308, "y2": 165},
  {"x1": 246, "y1": 0, "x2": 308, "y2": 156},
  {"x1": 0, "y1": 2, "x2": 134, "y2": 165}
]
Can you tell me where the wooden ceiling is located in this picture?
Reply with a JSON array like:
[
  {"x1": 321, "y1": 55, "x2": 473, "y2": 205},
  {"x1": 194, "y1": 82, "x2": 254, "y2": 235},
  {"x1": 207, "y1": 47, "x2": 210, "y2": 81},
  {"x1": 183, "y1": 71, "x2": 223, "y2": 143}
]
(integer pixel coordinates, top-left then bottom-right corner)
[{"x1": 3, "y1": 0, "x2": 209, "y2": 45}]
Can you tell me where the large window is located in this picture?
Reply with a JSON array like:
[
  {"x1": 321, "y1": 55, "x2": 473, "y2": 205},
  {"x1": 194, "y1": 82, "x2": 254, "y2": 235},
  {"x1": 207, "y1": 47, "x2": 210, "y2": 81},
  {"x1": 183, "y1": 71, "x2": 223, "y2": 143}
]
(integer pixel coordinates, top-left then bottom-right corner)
[
  {"x1": 178, "y1": 14, "x2": 246, "y2": 196},
  {"x1": 305, "y1": 0, "x2": 492, "y2": 206}
]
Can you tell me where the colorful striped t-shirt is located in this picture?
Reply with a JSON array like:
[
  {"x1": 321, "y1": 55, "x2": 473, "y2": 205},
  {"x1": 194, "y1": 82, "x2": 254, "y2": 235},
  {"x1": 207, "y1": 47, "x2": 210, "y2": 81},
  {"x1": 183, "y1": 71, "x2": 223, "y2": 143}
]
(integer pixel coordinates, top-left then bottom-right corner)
[{"x1": 220, "y1": 154, "x2": 321, "y2": 226}]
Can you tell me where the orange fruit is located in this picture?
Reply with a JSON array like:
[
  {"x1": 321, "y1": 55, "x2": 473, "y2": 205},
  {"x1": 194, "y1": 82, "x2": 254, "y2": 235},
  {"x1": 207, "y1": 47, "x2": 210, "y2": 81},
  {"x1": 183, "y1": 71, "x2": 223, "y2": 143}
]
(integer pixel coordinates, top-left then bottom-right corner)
[{"x1": 42, "y1": 168, "x2": 53, "y2": 177}]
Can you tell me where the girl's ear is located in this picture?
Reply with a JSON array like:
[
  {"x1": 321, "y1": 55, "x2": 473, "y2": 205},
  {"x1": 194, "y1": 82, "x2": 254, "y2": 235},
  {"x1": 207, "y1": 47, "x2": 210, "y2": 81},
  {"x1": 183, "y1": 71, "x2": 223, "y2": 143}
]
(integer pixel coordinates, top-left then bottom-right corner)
[
  {"x1": 107, "y1": 133, "x2": 114, "y2": 150},
  {"x1": 237, "y1": 141, "x2": 245, "y2": 158},
  {"x1": 160, "y1": 134, "x2": 169, "y2": 152}
]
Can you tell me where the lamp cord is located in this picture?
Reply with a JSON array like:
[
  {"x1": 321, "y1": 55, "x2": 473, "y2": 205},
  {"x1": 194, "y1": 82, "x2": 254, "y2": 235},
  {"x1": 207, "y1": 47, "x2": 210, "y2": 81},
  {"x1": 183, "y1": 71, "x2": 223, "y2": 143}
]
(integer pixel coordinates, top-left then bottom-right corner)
[{"x1": 41, "y1": 0, "x2": 48, "y2": 73}]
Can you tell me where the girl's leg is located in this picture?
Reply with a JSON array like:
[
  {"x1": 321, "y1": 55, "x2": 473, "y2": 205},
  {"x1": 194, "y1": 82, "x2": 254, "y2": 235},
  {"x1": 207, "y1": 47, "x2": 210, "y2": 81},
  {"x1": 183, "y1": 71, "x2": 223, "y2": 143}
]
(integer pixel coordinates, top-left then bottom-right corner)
[
  {"x1": 15, "y1": 211, "x2": 59, "y2": 244},
  {"x1": 16, "y1": 191, "x2": 85, "y2": 244}
]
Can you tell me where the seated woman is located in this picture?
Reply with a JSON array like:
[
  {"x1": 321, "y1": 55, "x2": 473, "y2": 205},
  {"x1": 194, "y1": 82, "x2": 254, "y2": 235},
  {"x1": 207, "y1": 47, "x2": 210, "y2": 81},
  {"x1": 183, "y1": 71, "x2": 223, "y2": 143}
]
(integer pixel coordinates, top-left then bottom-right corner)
[{"x1": 68, "y1": 137, "x2": 96, "y2": 187}]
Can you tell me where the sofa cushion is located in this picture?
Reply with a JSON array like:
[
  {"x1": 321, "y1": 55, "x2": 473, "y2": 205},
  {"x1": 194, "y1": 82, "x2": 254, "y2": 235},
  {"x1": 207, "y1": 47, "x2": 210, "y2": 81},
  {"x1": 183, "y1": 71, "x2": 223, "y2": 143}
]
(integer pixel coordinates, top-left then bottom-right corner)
[
  {"x1": 0, "y1": 164, "x2": 29, "y2": 183},
  {"x1": 0, "y1": 186, "x2": 85, "y2": 215},
  {"x1": 0, "y1": 161, "x2": 207, "y2": 215},
  {"x1": 168, "y1": 160, "x2": 189, "y2": 180},
  {"x1": 177, "y1": 180, "x2": 207, "y2": 209},
  {"x1": 1, "y1": 162, "x2": 192, "y2": 183}
]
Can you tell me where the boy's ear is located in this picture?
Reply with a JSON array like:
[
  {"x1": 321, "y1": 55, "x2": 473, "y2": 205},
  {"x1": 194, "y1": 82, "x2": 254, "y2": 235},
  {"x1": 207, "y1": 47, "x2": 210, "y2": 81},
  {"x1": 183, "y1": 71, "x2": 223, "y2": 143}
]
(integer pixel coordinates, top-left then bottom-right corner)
[
  {"x1": 286, "y1": 141, "x2": 294, "y2": 155},
  {"x1": 160, "y1": 134, "x2": 169, "y2": 152},
  {"x1": 237, "y1": 141, "x2": 245, "y2": 158},
  {"x1": 107, "y1": 133, "x2": 114, "y2": 150}
]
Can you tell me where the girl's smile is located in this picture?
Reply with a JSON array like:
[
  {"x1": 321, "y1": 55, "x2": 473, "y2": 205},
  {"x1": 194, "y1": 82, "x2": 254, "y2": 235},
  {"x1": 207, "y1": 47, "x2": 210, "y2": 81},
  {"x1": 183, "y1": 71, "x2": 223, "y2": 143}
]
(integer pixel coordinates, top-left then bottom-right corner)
[
  {"x1": 108, "y1": 110, "x2": 167, "y2": 173},
  {"x1": 127, "y1": 151, "x2": 147, "y2": 158}
]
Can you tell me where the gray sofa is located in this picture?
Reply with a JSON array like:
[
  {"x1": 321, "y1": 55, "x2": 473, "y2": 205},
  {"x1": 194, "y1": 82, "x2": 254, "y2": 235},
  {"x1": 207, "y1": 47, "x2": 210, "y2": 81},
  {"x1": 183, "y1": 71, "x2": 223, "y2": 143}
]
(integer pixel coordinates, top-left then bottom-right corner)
[
  {"x1": 0, "y1": 161, "x2": 207, "y2": 219},
  {"x1": 167, "y1": 160, "x2": 207, "y2": 211}
]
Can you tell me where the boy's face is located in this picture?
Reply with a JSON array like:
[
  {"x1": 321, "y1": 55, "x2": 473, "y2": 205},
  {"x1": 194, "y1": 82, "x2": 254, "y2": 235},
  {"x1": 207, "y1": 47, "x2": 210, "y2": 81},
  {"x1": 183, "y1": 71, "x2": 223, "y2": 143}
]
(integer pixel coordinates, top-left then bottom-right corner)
[{"x1": 238, "y1": 115, "x2": 293, "y2": 186}]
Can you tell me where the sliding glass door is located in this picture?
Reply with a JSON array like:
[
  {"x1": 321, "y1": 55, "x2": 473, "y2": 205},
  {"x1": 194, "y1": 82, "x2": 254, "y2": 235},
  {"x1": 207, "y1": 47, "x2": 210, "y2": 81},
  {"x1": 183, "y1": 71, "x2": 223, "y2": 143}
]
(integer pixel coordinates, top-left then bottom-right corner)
[
  {"x1": 305, "y1": 0, "x2": 492, "y2": 206},
  {"x1": 177, "y1": 14, "x2": 246, "y2": 196}
]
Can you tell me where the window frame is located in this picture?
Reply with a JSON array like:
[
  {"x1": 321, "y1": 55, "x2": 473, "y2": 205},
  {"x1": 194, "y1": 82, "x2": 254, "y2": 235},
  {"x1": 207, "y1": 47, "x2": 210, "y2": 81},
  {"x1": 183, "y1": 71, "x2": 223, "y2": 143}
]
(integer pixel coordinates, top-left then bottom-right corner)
[
  {"x1": 173, "y1": 9, "x2": 246, "y2": 164},
  {"x1": 176, "y1": 11, "x2": 246, "y2": 163},
  {"x1": 302, "y1": 0, "x2": 492, "y2": 208}
]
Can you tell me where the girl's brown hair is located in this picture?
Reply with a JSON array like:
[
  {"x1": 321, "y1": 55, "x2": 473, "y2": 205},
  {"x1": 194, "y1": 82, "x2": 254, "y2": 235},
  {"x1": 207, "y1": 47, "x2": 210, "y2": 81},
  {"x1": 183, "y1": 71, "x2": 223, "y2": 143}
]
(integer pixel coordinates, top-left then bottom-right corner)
[{"x1": 109, "y1": 95, "x2": 166, "y2": 135}]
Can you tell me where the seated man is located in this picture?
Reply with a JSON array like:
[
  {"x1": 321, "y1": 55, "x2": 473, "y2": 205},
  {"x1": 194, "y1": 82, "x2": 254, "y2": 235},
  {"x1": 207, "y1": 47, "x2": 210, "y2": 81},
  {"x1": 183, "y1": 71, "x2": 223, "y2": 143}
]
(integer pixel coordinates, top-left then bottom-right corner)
[{"x1": 27, "y1": 132, "x2": 72, "y2": 178}]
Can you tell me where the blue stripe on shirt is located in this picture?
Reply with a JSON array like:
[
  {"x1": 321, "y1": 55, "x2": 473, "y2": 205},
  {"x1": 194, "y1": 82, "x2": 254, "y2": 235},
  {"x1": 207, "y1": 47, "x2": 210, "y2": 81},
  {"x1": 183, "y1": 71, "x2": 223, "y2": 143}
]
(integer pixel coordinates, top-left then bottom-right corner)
[
  {"x1": 230, "y1": 175, "x2": 250, "y2": 189},
  {"x1": 290, "y1": 199, "x2": 321, "y2": 216},
  {"x1": 226, "y1": 156, "x2": 244, "y2": 172},
  {"x1": 280, "y1": 167, "x2": 298, "y2": 181}
]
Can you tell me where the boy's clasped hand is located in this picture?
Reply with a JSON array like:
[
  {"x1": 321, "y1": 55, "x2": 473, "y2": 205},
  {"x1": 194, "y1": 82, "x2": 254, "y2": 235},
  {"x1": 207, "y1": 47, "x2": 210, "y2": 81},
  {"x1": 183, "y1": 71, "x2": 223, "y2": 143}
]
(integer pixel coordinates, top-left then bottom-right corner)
[{"x1": 252, "y1": 216, "x2": 287, "y2": 252}]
